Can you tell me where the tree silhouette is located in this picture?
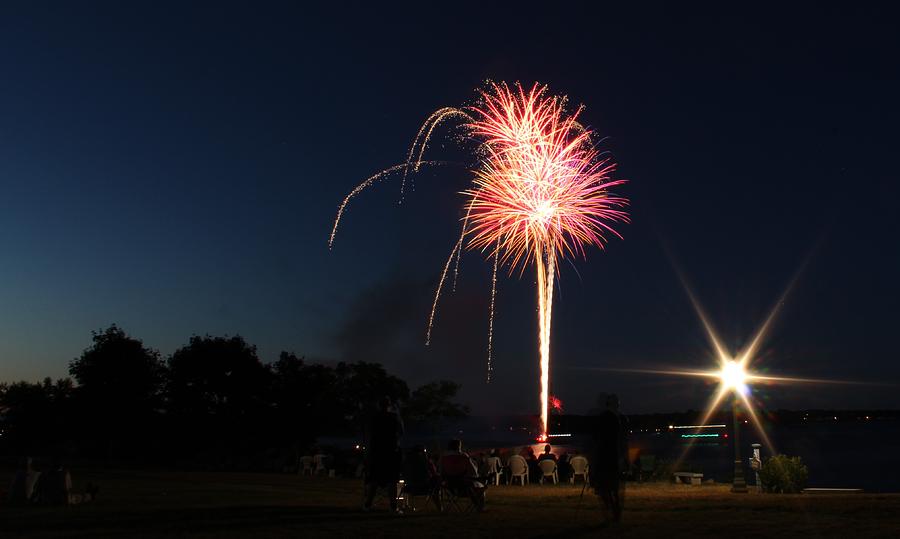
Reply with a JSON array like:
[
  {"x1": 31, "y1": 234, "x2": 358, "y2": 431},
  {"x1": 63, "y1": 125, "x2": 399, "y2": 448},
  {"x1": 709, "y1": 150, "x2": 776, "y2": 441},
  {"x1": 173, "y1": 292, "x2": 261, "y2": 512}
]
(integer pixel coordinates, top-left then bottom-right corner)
[
  {"x1": 271, "y1": 353, "x2": 340, "y2": 442},
  {"x1": 334, "y1": 361, "x2": 409, "y2": 428},
  {"x1": 406, "y1": 380, "x2": 469, "y2": 433},
  {"x1": 0, "y1": 378, "x2": 73, "y2": 455},
  {"x1": 167, "y1": 335, "x2": 272, "y2": 455},
  {"x1": 68, "y1": 325, "x2": 166, "y2": 455},
  {"x1": 1, "y1": 326, "x2": 471, "y2": 468}
]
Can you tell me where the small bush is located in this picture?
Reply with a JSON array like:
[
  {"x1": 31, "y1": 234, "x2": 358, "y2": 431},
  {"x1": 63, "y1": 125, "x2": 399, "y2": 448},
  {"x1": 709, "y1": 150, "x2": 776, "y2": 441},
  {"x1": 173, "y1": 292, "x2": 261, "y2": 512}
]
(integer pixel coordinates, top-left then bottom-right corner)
[{"x1": 759, "y1": 454, "x2": 808, "y2": 493}]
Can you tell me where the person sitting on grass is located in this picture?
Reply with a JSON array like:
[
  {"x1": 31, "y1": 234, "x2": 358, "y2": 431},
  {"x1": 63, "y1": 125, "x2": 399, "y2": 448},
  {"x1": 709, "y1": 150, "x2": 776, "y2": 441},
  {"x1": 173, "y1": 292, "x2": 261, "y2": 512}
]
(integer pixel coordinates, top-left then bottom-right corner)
[
  {"x1": 7, "y1": 457, "x2": 41, "y2": 506},
  {"x1": 31, "y1": 459, "x2": 98, "y2": 506},
  {"x1": 439, "y1": 439, "x2": 486, "y2": 512}
]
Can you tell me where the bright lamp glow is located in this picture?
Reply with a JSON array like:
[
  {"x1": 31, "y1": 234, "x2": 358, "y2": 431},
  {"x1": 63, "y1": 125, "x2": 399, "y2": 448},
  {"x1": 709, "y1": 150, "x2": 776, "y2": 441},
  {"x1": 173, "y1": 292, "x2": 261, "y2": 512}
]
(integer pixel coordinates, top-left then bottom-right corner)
[{"x1": 720, "y1": 360, "x2": 747, "y2": 392}]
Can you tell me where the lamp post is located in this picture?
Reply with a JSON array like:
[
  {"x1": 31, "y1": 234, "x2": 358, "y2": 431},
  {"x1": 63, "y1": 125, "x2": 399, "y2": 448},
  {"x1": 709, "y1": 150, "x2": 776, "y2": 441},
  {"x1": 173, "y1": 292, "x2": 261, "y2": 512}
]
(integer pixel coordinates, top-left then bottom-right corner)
[
  {"x1": 730, "y1": 394, "x2": 748, "y2": 493},
  {"x1": 720, "y1": 360, "x2": 749, "y2": 493}
]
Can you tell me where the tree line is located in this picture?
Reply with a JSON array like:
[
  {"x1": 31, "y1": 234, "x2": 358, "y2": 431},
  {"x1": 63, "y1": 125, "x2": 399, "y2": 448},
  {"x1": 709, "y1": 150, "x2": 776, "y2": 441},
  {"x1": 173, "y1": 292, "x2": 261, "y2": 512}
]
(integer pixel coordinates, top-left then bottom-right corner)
[{"x1": 0, "y1": 325, "x2": 468, "y2": 469}]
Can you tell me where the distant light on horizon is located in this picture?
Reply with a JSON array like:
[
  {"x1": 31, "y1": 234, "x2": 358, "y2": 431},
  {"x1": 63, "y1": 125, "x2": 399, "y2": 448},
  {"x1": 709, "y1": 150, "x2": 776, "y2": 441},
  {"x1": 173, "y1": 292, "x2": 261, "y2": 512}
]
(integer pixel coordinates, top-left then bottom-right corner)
[{"x1": 670, "y1": 424, "x2": 727, "y2": 430}]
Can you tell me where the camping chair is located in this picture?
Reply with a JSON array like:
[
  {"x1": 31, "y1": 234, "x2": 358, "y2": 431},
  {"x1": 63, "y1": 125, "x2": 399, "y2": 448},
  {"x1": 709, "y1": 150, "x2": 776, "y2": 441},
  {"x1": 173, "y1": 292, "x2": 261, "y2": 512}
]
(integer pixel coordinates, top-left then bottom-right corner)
[
  {"x1": 401, "y1": 453, "x2": 443, "y2": 513},
  {"x1": 362, "y1": 479, "x2": 404, "y2": 511},
  {"x1": 400, "y1": 479, "x2": 442, "y2": 513},
  {"x1": 482, "y1": 456, "x2": 502, "y2": 486},
  {"x1": 300, "y1": 456, "x2": 314, "y2": 476},
  {"x1": 570, "y1": 456, "x2": 589, "y2": 484},
  {"x1": 539, "y1": 459, "x2": 559, "y2": 484},
  {"x1": 439, "y1": 454, "x2": 477, "y2": 513},
  {"x1": 508, "y1": 455, "x2": 529, "y2": 486}
]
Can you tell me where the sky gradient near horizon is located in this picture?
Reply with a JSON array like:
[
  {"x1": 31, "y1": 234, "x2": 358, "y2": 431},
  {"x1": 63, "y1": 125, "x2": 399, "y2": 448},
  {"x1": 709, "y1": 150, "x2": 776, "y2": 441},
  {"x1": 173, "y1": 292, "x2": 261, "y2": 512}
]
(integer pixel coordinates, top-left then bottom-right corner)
[{"x1": 1, "y1": 3, "x2": 898, "y2": 414}]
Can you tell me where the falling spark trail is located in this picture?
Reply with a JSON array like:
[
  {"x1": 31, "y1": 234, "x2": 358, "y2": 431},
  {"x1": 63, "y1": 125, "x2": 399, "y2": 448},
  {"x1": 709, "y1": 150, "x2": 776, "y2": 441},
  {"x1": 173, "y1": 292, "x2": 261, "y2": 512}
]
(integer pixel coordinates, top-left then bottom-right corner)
[
  {"x1": 400, "y1": 108, "x2": 472, "y2": 199},
  {"x1": 330, "y1": 161, "x2": 445, "y2": 248},
  {"x1": 486, "y1": 248, "x2": 500, "y2": 382},
  {"x1": 426, "y1": 197, "x2": 479, "y2": 344},
  {"x1": 451, "y1": 198, "x2": 478, "y2": 293},
  {"x1": 451, "y1": 242, "x2": 463, "y2": 292},
  {"x1": 426, "y1": 236, "x2": 465, "y2": 346}
]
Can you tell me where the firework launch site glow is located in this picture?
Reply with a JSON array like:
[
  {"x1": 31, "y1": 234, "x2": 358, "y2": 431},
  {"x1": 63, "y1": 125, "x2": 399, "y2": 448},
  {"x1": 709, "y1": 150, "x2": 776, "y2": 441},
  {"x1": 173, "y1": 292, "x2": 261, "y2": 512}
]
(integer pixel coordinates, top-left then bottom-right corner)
[
  {"x1": 330, "y1": 82, "x2": 629, "y2": 437},
  {"x1": 550, "y1": 395, "x2": 564, "y2": 413}
]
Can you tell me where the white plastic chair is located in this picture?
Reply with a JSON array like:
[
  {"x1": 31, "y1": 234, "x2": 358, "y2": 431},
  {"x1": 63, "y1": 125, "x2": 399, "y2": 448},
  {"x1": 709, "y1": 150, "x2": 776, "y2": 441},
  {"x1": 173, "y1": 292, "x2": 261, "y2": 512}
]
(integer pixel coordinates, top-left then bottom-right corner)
[
  {"x1": 570, "y1": 456, "x2": 589, "y2": 484},
  {"x1": 508, "y1": 455, "x2": 528, "y2": 486},
  {"x1": 300, "y1": 456, "x2": 314, "y2": 476},
  {"x1": 483, "y1": 456, "x2": 502, "y2": 485},
  {"x1": 539, "y1": 459, "x2": 559, "y2": 484}
]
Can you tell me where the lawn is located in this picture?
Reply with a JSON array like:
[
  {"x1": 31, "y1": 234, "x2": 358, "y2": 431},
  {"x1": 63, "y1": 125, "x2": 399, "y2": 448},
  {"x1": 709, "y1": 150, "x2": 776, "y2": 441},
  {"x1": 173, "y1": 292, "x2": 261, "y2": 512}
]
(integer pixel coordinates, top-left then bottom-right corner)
[{"x1": 1, "y1": 471, "x2": 899, "y2": 538}]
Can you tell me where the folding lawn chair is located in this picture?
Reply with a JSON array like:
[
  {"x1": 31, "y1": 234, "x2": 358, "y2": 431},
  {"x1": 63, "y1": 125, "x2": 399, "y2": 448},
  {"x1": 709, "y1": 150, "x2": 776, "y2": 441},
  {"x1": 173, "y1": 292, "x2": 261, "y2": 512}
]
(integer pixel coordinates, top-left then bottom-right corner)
[{"x1": 439, "y1": 453, "x2": 477, "y2": 513}]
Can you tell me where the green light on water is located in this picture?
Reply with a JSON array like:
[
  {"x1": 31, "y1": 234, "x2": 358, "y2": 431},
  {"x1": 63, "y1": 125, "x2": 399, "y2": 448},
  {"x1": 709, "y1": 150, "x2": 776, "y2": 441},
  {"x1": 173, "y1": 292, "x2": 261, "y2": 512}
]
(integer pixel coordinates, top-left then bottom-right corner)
[{"x1": 680, "y1": 433, "x2": 720, "y2": 438}]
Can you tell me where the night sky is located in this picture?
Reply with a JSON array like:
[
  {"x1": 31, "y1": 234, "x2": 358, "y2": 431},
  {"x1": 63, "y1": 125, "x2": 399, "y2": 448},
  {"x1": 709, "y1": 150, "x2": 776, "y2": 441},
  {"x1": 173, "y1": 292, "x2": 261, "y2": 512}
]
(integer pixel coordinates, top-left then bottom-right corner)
[{"x1": 2, "y1": 3, "x2": 898, "y2": 415}]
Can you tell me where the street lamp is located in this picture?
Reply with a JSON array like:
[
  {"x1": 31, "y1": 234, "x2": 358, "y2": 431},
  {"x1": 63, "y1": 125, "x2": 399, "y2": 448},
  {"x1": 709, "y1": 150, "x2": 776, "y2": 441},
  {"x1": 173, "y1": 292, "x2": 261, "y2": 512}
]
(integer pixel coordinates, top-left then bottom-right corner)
[{"x1": 720, "y1": 360, "x2": 749, "y2": 493}]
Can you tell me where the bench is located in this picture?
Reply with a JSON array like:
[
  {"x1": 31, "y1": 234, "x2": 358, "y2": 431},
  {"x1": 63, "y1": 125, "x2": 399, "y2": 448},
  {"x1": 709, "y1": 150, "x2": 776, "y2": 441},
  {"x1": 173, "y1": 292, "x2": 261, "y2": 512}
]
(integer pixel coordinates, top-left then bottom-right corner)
[{"x1": 673, "y1": 472, "x2": 704, "y2": 486}]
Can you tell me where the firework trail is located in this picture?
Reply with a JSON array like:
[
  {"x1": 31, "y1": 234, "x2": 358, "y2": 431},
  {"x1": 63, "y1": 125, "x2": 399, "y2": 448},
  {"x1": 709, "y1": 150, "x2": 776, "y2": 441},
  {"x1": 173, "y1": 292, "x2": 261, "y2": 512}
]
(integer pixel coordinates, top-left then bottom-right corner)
[{"x1": 330, "y1": 82, "x2": 629, "y2": 436}]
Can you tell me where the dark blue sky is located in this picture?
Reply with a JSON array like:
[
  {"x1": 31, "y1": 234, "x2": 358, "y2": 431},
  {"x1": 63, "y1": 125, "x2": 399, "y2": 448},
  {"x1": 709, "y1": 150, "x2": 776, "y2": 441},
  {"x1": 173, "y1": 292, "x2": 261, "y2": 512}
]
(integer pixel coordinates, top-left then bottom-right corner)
[{"x1": 1, "y1": 3, "x2": 897, "y2": 414}]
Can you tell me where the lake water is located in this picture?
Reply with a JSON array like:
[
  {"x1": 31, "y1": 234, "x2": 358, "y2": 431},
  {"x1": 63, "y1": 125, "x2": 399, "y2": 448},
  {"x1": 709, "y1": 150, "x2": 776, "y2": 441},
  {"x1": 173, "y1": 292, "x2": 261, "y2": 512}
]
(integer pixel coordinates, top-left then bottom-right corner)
[{"x1": 398, "y1": 418, "x2": 900, "y2": 492}]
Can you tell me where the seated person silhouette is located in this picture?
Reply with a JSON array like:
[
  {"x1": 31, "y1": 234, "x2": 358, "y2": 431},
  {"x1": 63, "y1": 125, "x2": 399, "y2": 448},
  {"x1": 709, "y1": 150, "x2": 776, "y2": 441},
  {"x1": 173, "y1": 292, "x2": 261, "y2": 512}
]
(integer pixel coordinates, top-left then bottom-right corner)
[
  {"x1": 520, "y1": 446, "x2": 540, "y2": 483},
  {"x1": 558, "y1": 452, "x2": 573, "y2": 483},
  {"x1": 538, "y1": 444, "x2": 557, "y2": 462},
  {"x1": 401, "y1": 445, "x2": 442, "y2": 511},
  {"x1": 439, "y1": 439, "x2": 486, "y2": 511},
  {"x1": 482, "y1": 448, "x2": 503, "y2": 484}
]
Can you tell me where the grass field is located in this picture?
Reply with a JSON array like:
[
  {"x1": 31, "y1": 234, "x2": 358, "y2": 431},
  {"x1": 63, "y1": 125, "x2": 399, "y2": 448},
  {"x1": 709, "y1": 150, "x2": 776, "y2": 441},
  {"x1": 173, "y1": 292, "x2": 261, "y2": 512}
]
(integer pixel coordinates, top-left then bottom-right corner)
[{"x1": 1, "y1": 470, "x2": 899, "y2": 538}]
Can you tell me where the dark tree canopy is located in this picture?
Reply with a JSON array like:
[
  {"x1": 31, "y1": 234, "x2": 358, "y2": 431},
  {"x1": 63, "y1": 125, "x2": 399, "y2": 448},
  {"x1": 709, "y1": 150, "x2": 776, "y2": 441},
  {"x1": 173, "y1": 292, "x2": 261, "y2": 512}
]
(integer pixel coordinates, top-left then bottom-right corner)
[
  {"x1": 272, "y1": 353, "x2": 338, "y2": 427},
  {"x1": 406, "y1": 380, "x2": 469, "y2": 430},
  {"x1": 68, "y1": 325, "x2": 165, "y2": 420},
  {"x1": 167, "y1": 335, "x2": 271, "y2": 422},
  {"x1": 334, "y1": 361, "x2": 409, "y2": 424},
  {"x1": 0, "y1": 378, "x2": 73, "y2": 455},
  {"x1": 1, "y1": 326, "x2": 470, "y2": 468}
]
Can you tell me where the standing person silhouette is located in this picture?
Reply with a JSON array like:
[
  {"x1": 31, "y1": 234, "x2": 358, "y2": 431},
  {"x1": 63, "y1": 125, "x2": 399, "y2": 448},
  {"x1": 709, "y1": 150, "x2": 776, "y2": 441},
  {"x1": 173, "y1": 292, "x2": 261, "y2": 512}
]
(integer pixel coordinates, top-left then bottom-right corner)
[
  {"x1": 589, "y1": 394, "x2": 627, "y2": 524},
  {"x1": 362, "y1": 396, "x2": 404, "y2": 512}
]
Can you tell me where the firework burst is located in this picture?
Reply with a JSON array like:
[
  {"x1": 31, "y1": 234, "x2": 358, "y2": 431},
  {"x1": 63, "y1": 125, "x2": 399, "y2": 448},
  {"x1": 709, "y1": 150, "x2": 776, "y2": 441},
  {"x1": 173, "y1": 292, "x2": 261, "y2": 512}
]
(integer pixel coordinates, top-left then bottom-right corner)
[
  {"x1": 550, "y1": 395, "x2": 564, "y2": 413},
  {"x1": 330, "y1": 82, "x2": 629, "y2": 436}
]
